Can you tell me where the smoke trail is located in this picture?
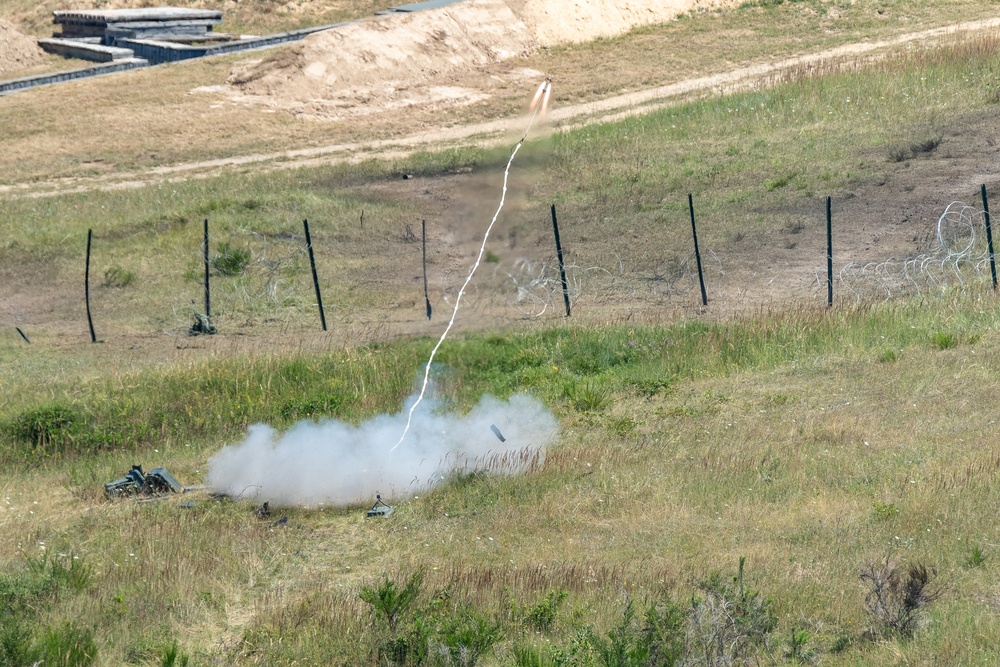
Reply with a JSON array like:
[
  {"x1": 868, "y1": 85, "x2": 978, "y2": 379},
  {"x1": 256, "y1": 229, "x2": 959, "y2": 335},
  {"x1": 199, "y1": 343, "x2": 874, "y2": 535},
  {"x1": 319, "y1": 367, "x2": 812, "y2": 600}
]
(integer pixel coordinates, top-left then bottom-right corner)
[
  {"x1": 391, "y1": 78, "x2": 552, "y2": 453},
  {"x1": 207, "y1": 393, "x2": 557, "y2": 507}
]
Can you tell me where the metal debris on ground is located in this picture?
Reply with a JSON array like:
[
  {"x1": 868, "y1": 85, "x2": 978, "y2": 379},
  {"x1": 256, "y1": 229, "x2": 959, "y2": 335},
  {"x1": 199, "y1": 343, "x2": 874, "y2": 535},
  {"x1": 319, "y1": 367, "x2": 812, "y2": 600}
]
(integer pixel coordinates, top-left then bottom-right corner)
[
  {"x1": 104, "y1": 465, "x2": 187, "y2": 499},
  {"x1": 366, "y1": 494, "x2": 394, "y2": 518},
  {"x1": 255, "y1": 501, "x2": 271, "y2": 519}
]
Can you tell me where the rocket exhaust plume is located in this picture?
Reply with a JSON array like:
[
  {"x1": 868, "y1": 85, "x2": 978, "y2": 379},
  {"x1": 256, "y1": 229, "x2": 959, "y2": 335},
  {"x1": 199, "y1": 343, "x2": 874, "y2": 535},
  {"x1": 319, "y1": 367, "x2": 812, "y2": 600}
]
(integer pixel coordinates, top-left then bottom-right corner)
[
  {"x1": 391, "y1": 76, "x2": 554, "y2": 454},
  {"x1": 206, "y1": 78, "x2": 559, "y2": 508},
  {"x1": 207, "y1": 393, "x2": 557, "y2": 507}
]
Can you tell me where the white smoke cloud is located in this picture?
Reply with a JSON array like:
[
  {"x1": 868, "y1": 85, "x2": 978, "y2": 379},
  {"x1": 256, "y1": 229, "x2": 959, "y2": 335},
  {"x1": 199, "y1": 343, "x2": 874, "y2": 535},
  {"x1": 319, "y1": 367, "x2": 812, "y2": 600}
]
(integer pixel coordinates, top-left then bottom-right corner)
[{"x1": 206, "y1": 393, "x2": 558, "y2": 507}]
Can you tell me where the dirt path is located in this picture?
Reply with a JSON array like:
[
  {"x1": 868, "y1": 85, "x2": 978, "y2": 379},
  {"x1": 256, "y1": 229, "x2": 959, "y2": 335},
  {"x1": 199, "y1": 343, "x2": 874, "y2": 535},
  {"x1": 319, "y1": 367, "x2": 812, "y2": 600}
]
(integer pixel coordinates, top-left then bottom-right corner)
[{"x1": 3, "y1": 16, "x2": 999, "y2": 200}]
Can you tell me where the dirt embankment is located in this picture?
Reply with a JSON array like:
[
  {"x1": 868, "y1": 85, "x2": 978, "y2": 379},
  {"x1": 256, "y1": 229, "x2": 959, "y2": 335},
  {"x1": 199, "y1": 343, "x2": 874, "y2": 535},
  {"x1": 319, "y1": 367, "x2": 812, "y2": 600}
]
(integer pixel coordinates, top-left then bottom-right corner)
[
  {"x1": 0, "y1": 19, "x2": 43, "y2": 75},
  {"x1": 224, "y1": 0, "x2": 741, "y2": 119}
]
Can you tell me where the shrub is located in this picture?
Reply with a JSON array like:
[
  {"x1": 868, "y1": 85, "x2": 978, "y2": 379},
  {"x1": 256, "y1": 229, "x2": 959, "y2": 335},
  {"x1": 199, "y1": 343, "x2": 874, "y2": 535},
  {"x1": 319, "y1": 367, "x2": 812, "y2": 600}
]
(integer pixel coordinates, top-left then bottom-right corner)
[
  {"x1": 433, "y1": 608, "x2": 502, "y2": 667},
  {"x1": 686, "y1": 557, "x2": 777, "y2": 666},
  {"x1": 523, "y1": 589, "x2": 568, "y2": 633},
  {"x1": 359, "y1": 572, "x2": 424, "y2": 633},
  {"x1": 860, "y1": 556, "x2": 943, "y2": 639}
]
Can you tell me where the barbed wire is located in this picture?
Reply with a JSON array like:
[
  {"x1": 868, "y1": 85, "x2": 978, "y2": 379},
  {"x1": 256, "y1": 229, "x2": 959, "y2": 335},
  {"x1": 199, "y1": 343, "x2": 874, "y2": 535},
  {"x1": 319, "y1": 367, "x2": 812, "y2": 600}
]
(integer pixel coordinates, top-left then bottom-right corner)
[{"x1": 825, "y1": 201, "x2": 995, "y2": 303}]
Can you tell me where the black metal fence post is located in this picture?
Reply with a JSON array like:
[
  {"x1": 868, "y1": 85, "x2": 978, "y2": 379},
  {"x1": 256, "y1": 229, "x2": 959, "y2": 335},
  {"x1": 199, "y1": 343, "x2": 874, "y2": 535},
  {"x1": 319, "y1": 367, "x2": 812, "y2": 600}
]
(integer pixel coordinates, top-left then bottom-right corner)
[
  {"x1": 85, "y1": 229, "x2": 96, "y2": 343},
  {"x1": 203, "y1": 219, "x2": 211, "y2": 319},
  {"x1": 422, "y1": 219, "x2": 432, "y2": 320},
  {"x1": 688, "y1": 194, "x2": 708, "y2": 306},
  {"x1": 303, "y1": 219, "x2": 327, "y2": 331},
  {"x1": 826, "y1": 196, "x2": 833, "y2": 307},
  {"x1": 982, "y1": 185, "x2": 997, "y2": 290},
  {"x1": 550, "y1": 204, "x2": 571, "y2": 317}
]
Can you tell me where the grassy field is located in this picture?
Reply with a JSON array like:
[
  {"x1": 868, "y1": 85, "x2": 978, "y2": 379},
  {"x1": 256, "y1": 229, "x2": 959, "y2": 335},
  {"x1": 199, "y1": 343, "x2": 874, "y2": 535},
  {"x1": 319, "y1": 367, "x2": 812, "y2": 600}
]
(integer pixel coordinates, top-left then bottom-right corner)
[
  {"x1": 6, "y1": 1, "x2": 1000, "y2": 666},
  {"x1": 5, "y1": 295, "x2": 1000, "y2": 665}
]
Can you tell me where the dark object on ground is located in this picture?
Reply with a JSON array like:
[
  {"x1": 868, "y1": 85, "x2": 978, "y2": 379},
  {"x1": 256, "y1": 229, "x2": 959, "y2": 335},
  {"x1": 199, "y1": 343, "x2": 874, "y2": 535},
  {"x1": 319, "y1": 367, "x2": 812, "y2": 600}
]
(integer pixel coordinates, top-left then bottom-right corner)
[
  {"x1": 104, "y1": 465, "x2": 186, "y2": 499},
  {"x1": 15, "y1": 327, "x2": 30, "y2": 343},
  {"x1": 105, "y1": 465, "x2": 147, "y2": 498},
  {"x1": 366, "y1": 494, "x2": 394, "y2": 518},
  {"x1": 146, "y1": 467, "x2": 183, "y2": 493},
  {"x1": 490, "y1": 424, "x2": 506, "y2": 442},
  {"x1": 255, "y1": 501, "x2": 271, "y2": 519},
  {"x1": 272, "y1": 516, "x2": 288, "y2": 527},
  {"x1": 189, "y1": 312, "x2": 216, "y2": 335}
]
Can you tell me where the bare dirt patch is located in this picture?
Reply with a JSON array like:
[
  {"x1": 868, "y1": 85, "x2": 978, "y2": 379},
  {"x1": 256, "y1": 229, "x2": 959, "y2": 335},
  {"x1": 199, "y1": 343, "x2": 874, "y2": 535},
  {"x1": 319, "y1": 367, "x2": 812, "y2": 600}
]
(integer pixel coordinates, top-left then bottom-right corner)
[{"x1": 0, "y1": 19, "x2": 43, "y2": 75}]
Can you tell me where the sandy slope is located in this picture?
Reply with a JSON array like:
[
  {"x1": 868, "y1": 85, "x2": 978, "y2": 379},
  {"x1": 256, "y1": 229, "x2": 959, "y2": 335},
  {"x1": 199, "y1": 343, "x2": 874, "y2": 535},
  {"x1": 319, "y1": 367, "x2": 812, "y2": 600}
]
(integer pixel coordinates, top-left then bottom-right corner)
[{"x1": 0, "y1": 18, "x2": 43, "y2": 74}]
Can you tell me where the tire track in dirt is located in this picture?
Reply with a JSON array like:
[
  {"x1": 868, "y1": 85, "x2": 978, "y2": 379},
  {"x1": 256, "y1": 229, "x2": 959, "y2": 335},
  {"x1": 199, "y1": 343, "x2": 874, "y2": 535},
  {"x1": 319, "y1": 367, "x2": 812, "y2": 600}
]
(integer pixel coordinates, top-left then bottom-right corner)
[{"x1": 3, "y1": 16, "x2": 999, "y2": 200}]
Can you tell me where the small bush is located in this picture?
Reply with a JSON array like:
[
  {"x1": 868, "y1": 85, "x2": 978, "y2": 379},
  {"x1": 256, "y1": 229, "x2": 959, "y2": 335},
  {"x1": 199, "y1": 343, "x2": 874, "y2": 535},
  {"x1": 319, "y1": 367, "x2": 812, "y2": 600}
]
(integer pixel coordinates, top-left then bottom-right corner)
[
  {"x1": 783, "y1": 627, "x2": 815, "y2": 664},
  {"x1": 433, "y1": 607, "x2": 502, "y2": 667},
  {"x1": 359, "y1": 572, "x2": 424, "y2": 633},
  {"x1": 102, "y1": 265, "x2": 136, "y2": 288},
  {"x1": 686, "y1": 557, "x2": 777, "y2": 666},
  {"x1": 523, "y1": 589, "x2": 568, "y2": 633},
  {"x1": 860, "y1": 556, "x2": 943, "y2": 639},
  {"x1": 213, "y1": 242, "x2": 251, "y2": 276},
  {"x1": 484, "y1": 250, "x2": 501, "y2": 263}
]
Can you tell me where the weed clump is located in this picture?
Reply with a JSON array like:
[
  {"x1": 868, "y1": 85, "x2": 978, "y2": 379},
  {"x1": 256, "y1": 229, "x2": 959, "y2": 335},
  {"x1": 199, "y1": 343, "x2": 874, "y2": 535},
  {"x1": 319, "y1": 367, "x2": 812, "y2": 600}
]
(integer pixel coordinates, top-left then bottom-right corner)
[
  {"x1": 213, "y1": 242, "x2": 251, "y2": 276},
  {"x1": 860, "y1": 556, "x2": 943, "y2": 639},
  {"x1": 102, "y1": 265, "x2": 136, "y2": 288}
]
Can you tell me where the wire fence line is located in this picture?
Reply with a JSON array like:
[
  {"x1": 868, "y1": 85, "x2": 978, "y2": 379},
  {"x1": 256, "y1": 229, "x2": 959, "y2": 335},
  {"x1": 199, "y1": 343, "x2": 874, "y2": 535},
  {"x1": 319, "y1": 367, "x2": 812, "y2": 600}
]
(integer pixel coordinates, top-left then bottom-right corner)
[{"x1": 9, "y1": 195, "x2": 1000, "y2": 342}]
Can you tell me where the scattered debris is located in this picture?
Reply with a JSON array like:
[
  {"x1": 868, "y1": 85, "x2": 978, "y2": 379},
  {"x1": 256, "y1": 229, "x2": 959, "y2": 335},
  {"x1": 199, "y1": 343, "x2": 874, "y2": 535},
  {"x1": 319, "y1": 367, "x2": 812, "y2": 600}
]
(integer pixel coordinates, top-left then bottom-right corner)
[
  {"x1": 255, "y1": 501, "x2": 271, "y2": 519},
  {"x1": 366, "y1": 494, "x2": 394, "y2": 518},
  {"x1": 15, "y1": 327, "x2": 29, "y2": 344},
  {"x1": 272, "y1": 516, "x2": 288, "y2": 527},
  {"x1": 105, "y1": 465, "x2": 186, "y2": 499},
  {"x1": 490, "y1": 424, "x2": 506, "y2": 442}
]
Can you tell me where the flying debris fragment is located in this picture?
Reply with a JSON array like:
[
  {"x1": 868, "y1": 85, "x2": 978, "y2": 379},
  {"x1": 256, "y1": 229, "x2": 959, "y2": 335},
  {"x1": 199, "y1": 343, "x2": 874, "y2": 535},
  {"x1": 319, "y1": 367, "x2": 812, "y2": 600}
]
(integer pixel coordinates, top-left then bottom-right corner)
[
  {"x1": 490, "y1": 424, "x2": 506, "y2": 442},
  {"x1": 366, "y1": 494, "x2": 394, "y2": 518}
]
